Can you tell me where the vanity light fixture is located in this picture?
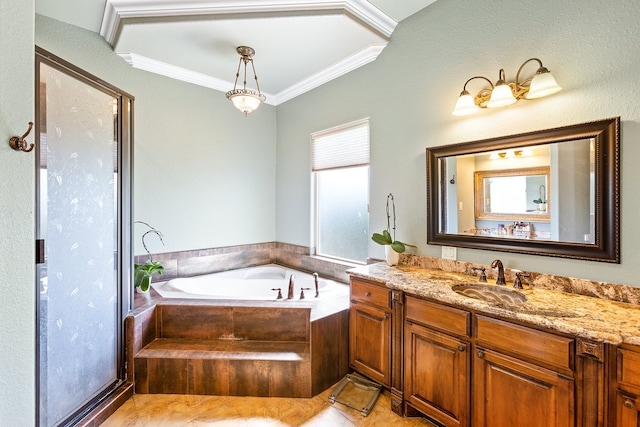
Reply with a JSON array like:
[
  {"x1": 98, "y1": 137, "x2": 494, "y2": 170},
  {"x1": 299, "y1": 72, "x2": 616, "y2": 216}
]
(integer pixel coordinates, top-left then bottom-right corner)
[
  {"x1": 225, "y1": 46, "x2": 266, "y2": 116},
  {"x1": 489, "y1": 148, "x2": 533, "y2": 160},
  {"x1": 452, "y1": 58, "x2": 561, "y2": 116}
]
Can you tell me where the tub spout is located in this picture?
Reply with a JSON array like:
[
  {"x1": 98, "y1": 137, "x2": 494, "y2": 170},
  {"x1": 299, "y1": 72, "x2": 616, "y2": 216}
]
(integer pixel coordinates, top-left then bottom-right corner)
[
  {"x1": 287, "y1": 274, "x2": 295, "y2": 299},
  {"x1": 313, "y1": 272, "x2": 319, "y2": 297}
]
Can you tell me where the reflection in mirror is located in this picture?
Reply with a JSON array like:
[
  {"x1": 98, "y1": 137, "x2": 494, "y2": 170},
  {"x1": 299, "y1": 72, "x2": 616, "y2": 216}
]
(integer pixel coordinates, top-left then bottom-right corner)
[
  {"x1": 427, "y1": 117, "x2": 620, "y2": 263},
  {"x1": 475, "y1": 167, "x2": 551, "y2": 221}
]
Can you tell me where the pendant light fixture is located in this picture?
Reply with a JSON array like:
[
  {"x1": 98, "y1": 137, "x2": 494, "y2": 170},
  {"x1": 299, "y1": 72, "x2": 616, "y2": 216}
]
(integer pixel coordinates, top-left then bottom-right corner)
[{"x1": 225, "y1": 46, "x2": 266, "y2": 116}]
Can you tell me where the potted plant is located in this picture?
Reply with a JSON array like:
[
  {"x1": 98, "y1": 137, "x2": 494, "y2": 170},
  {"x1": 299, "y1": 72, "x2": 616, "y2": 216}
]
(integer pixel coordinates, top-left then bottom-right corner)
[
  {"x1": 533, "y1": 184, "x2": 547, "y2": 212},
  {"x1": 134, "y1": 221, "x2": 165, "y2": 293},
  {"x1": 371, "y1": 193, "x2": 416, "y2": 265}
]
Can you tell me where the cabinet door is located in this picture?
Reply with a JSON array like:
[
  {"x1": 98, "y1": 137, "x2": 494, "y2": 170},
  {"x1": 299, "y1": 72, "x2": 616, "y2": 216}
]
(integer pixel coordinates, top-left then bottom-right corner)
[
  {"x1": 616, "y1": 391, "x2": 640, "y2": 427},
  {"x1": 349, "y1": 301, "x2": 391, "y2": 386},
  {"x1": 405, "y1": 321, "x2": 470, "y2": 427},
  {"x1": 474, "y1": 348, "x2": 574, "y2": 427}
]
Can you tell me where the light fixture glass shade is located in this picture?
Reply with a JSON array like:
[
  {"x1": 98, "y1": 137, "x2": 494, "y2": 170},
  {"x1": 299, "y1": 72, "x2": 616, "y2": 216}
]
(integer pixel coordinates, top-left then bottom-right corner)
[
  {"x1": 526, "y1": 71, "x2": 562, "y2": 99},
  {"x1": 452, "y1": 91, "x2": 479, "y2": 116},
  {"x1": 487, "y1": 83, "x2": 517, "y2": 108},
  {"x1": 226, "y1": 89, "x2": 266, "y2": 116},
  {"x1": 487, "y1": 83, "x2": 516, "y2": 108}
]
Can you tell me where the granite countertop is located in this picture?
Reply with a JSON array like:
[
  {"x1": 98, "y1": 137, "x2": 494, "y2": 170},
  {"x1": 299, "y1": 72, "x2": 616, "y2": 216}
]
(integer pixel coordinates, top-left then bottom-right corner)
[{"x1": 347, "y1": 263, "x2": 640, "y2": 346}]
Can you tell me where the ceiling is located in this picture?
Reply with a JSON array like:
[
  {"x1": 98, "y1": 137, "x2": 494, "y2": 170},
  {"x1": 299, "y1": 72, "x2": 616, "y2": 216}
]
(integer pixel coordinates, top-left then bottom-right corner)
[{"x1": 36, "y1": 0, "x2": 437, "y2": 105}]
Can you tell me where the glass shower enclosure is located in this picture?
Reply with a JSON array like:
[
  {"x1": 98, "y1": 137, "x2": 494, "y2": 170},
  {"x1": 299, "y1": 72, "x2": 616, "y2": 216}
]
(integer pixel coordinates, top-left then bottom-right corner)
[{"x1": 35, "y1": 48, "x2": 133, "y2": 427}]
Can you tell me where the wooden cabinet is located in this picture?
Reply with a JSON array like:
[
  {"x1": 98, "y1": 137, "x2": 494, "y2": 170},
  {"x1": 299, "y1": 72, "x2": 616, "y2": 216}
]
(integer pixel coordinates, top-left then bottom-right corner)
[
  {"x1": 615, "y1": 392, "x2": 640, "y2": 427},
  {"x1": 348, "y1": 279, "x2": 615, "y2": 426},
  {"x1": 349, "y1": 278, "x2": 391, "y2": 387},
  {"x1": 474, "y1": 347, "x2": 574, "y2": 427},
  {"x1": 614, "y1": 345, "x2": 640, "y2": 426},
  {"x1": 474, "y1": 315, "x2": 575, "y2": 427},
  {"x1": 404, "y1": 296, "x2": 471, "y2": 427},
  {"x1": 402, "y1": 297, "x2": 575, "y2": 427}
]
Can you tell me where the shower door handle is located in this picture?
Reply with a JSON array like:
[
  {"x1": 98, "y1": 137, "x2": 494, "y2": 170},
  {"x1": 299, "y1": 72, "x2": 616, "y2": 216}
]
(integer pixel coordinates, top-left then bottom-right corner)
[{"x1": 36, "y1": 239, "x2": 45, "y2": 264}]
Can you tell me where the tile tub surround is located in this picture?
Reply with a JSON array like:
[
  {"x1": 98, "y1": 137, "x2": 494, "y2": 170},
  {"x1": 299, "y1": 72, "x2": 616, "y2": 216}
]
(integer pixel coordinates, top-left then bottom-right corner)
[
  {"x1": 348, "y1": 257, "x2": 640, "y2": 346},
  {"x1": 135, "y1": 241, "x2": 356, "y2": 285}
]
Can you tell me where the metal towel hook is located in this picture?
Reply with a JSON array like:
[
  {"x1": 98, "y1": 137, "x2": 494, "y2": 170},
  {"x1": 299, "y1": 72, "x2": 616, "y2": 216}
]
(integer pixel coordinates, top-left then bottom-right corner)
[{"x1": 9, "y1": 122, "x2": 35, "y2": 153}]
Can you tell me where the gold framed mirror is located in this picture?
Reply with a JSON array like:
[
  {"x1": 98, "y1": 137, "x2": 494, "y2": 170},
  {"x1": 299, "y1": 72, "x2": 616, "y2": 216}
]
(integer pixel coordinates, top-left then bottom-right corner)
[
  {"x1": 474, "y1": 167, "x2": 551, "y2": 222},
  {"x1": 426, "y1": 117, "x2": 620, "y2": 263}
]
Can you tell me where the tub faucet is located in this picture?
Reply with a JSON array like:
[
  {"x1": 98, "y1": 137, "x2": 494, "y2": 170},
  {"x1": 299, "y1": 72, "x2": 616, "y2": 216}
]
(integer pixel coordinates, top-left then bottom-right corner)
[
  {"x1": 287, "y1": 274, "x2": 295, "y2": 299},
  {"x1": 313, "y1": 272, "x2": 319, "y2": 298},
  {"x1": 491, "y1": 259, "x2": 506, "y2": 285}
]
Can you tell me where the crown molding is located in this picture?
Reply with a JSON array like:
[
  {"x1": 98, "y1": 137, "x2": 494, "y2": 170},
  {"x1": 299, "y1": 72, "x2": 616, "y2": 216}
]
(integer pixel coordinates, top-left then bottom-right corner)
[
  {"x1": 118, "y1": 44, "x2": 385, "y2": 105},
  {"x1": 118, "y1": 52, "x2": 274, "y2": 105},
  {"x1": 101, "y1": 0, "x2": 397, "y2": 45},
  {"x1": 271, "y1": 44, "x2": 385, "y2": 104}
]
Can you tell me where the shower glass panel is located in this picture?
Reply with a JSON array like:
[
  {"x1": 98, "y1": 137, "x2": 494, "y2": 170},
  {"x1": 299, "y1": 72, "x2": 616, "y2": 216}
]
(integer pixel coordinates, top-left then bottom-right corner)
[{"x1": 36, "y1": 51, "x2": 131, "y2": 427}]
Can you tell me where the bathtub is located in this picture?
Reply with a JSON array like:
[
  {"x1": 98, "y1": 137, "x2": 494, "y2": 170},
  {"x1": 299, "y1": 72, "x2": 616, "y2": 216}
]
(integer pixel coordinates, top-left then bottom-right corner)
[{"x1": 152, "y1": 264, "x2": 348, "y2": 301}]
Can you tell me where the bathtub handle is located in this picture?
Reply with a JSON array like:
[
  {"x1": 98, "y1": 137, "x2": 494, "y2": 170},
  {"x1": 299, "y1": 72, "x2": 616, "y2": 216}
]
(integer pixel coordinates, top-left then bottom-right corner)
[
  {"x1": 271, "y1": 288, "x2": 283, "y2": 299},
  {"x1": 300, "y1": 287, "x2": 311, "y2": 299},
  {"x1": 313, "y1": 272, "x2": 319, "y2": 298}
]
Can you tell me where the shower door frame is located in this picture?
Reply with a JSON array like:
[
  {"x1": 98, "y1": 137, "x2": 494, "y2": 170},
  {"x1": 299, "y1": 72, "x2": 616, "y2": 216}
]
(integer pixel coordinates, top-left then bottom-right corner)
[{"x1": 34, "y1": 46, "x2": 134, "y2": 426}]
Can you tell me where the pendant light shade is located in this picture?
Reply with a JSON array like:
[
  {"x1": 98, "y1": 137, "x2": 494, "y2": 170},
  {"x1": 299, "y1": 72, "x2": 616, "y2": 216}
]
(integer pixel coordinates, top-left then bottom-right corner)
[{"x1": 225, "y1": 46, "x2": 266, "y2": 116}]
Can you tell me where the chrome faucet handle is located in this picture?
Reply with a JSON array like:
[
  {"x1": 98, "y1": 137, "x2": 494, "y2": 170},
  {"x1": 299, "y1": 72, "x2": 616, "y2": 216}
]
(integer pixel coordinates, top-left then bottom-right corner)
[
  {"x1": 300, "y1": 287, "x2": 311, "y2": 299},
  {"x1": 472, "y1": 267, "x2": 487, "y2": 282},
  {"x1": 513, "y1": 272, "x2": 530, "y2": 289},
  {"x1": 271, "y1": 288, "x2": 283, "y2": 299}
]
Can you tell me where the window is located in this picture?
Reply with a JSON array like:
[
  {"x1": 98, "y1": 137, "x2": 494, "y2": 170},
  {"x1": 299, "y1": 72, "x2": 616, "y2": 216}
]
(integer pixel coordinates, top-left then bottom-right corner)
[{"x1": 312, "y1": 119, "x2": 369, "y2": 263}]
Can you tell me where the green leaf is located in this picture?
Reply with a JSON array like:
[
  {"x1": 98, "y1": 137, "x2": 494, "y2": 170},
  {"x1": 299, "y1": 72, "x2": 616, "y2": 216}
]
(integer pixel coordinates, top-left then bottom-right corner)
[
  {"x1": 134, "y1": 261, "x2": 164, "y2": 289},
  {"x1": 390, "y1": 241, "x2": 406, "y2": 253},
  {"x1": 371, "y1": 231, "x2": 392, "y2": 245},
  {"x1": 140, "y1": 276, "x2": 151, "y2": 292}
]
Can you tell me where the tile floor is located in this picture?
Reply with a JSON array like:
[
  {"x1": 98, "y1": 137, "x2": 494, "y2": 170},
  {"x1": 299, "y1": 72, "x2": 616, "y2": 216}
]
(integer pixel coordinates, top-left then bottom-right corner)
[{"x1": 101, "y1": 384, "x2": 437, "y2": 426}]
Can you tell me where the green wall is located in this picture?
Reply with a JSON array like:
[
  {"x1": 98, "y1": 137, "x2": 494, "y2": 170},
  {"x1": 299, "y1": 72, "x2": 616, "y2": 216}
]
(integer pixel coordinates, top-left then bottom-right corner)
[
  {"x1": 276, "y1": 0, "x2": 640, "y2": 286},
  {"x1": 0, "y1": 0, "x2": 36, "y2": 423}
]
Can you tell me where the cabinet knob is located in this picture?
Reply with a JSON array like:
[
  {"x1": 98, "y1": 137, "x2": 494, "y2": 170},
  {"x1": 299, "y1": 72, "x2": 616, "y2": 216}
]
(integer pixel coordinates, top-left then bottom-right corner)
[
  {"x1": 458, "y1": 345, "x2": 466, "y2": 352},
  {"x1": 364, "y1": 292, "x2": 371, "y2": 297},
  {"x1": 477, "y1": 350, "x2": 485, "y2": 359},
  {"x1": 624, "y1": 399, "x2": 635, "y2": 409}
]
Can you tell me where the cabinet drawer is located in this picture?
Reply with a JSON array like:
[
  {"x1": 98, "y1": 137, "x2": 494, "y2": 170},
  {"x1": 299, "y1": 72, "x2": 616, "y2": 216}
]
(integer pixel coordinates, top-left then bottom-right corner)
[
  {"x1": 406, "y1": 295, "x2": 470, "y2": 337},
  {"x1": 618, "y1": 346, "x2": 640, "y2": 391},
  {"x1": 476, "y1": 315, "x2": 574, "y2": 372},
  {"x1": 350, "y1": 278, "x2": 390, "y2": 310}
]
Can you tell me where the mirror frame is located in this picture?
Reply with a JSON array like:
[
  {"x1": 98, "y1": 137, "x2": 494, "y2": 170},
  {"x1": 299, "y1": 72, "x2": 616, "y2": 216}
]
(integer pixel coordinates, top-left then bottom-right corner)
[
  {"x1": 426, "y1": 117, "x2": 620, "y2": 263},
  {"x1": 474, "y1": 167, "x2": 551, "y2": 221}
]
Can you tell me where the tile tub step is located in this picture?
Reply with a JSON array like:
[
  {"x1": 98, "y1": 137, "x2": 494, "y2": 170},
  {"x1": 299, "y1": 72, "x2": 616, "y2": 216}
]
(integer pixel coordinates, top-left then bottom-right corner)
[
  {"x1": 134, "y1": 338, "x2": 312, "y2": 397},
  {"x1": 136, "y1": 338, "x2": 310, "y2": 361}
]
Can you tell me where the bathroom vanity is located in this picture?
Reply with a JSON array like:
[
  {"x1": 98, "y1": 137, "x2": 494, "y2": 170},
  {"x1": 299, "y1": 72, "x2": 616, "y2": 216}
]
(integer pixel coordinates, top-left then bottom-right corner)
[{"x1": 348, "y1": 261, "x2": 640, "y2": 427}]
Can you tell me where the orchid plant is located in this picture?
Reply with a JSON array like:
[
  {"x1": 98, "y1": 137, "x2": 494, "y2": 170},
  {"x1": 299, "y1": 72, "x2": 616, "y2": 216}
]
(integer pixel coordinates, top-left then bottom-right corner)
[
  {"x1": 134, "y1": 221, "x2": 165, "y2": 292},
  {"x1": 371, "y1": 193, "x2": 416, "y2": 253}
]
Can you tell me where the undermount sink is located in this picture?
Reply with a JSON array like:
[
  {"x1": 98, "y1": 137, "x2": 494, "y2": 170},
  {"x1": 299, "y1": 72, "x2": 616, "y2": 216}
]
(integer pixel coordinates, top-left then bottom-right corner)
[{"x1": 452, "y1": 283, "x2": 528, "y2": 305}]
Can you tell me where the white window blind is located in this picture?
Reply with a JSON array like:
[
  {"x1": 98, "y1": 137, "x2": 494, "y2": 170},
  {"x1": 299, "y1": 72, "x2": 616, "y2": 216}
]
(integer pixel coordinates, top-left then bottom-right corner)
[{"x1": 312, "y1": 119, "x2": 369, "y2": 171}]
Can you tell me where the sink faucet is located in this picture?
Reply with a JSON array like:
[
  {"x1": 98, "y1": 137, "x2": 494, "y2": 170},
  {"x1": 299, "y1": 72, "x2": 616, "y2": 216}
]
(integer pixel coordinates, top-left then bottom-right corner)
[
  {"x1": 490, "y1": 259, "x2": 506, "y2": 285},
  {"x1": 287, "y1": 274, "x2": 295, "y2": 299}
]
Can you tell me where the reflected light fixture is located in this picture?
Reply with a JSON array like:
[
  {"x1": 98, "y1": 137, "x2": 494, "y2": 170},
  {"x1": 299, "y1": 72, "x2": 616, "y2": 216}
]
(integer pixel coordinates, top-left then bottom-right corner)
[
  {"x1": 225, "y1": 46, "x2": 266, "y2": 116},
  {"x1": 452, "y1": 58, "x2": 561, "y2": 116}
]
